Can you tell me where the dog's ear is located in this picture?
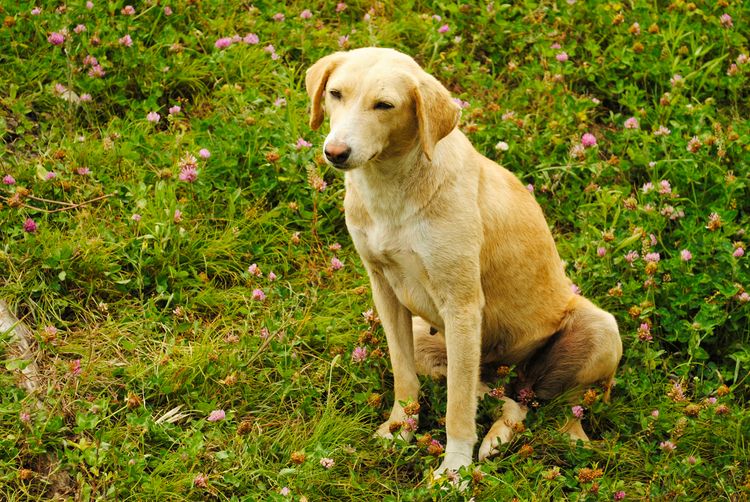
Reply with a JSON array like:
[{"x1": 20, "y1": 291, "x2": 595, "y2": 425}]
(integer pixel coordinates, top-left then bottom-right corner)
[
  {"x1": 305, "y1": 53, "x2": 344, "y2": 130},
  {"x1": 413, "y1": 74, "x2": 461, "y2": 161}
]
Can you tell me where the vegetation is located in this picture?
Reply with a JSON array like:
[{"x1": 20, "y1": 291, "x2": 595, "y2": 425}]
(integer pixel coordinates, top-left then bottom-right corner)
[{"x1": 1, "y1": 0, "x2": 748, "y2": 499}]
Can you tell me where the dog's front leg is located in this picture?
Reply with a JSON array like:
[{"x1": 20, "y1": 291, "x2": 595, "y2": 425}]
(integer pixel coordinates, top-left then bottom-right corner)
[
  {"x1": 368, "y1": 269, "x2": 420, "y2": 441},
  {"x1": 435, "y1": 303, "x2": 483, "y2": 477}
]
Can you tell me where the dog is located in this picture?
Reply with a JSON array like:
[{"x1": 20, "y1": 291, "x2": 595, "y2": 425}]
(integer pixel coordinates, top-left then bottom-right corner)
[{"x1": 305, "y1": 47, "x2": 622, "y2": 477}]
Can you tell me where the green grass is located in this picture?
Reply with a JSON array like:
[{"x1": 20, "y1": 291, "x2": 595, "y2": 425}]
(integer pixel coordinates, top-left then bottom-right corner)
[{"x1": 1, "y1": 0, "x2": 749, "y2": 500}]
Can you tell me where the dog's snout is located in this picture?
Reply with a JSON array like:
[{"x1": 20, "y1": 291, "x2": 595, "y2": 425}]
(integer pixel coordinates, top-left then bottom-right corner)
[{"x1": 324, "y1": 142, "x2": 352, "y2": 165}]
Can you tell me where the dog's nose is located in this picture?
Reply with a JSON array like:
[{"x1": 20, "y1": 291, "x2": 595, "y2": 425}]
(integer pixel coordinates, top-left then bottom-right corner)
[{"x1": 324, "y1": 142, "x2": 352, "y2": 165}]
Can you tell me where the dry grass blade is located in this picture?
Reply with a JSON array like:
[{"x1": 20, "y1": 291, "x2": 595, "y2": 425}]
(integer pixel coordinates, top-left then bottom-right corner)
[{"x1": 154, "y1": 405, "x2": 190, "y2": 424}]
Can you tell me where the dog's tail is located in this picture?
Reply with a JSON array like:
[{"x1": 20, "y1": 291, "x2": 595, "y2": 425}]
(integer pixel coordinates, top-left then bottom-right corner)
[{"x1": 412, "y1": 317, "x2": 448, "y2": 378}]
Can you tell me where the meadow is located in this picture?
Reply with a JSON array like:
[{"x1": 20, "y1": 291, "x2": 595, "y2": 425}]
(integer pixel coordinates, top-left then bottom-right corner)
[{"x1": 1, "y1": 0, "x2": 749, "y2": 500}]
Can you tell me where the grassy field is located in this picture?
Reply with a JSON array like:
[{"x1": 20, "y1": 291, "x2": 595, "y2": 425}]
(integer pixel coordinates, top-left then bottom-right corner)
[{"x1": 1, "y1": 0, "x2": 749, "y2": 500}]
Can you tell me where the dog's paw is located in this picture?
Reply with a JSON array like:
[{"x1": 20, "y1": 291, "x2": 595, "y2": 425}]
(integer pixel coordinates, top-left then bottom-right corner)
[
  {"x1": 374, "y1": 417, "x2": 417, "y2": 442},
  {"x1": 477, "y1": 419, "x2": 516, "y2": 461}
]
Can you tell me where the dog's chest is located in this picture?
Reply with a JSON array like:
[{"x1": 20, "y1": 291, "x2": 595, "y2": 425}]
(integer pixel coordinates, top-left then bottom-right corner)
[{"x1": 352, "y1": 222, "x2": 441, "y2": 322}]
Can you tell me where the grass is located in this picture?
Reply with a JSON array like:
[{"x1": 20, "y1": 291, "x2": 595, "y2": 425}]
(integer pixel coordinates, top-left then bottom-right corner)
[{"x1": 1, "y1": 0, "x2": 749, "y2": 500}]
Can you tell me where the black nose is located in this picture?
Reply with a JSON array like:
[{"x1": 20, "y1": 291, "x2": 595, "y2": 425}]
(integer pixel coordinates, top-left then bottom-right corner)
[{"x1": 324, "y1": 145, "x2": 352, "y2": 164}]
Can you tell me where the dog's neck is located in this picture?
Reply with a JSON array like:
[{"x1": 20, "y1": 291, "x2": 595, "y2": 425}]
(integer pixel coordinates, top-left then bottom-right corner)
[{"x1": 345, "y1": 147, "x2": 448, "y2": 223}]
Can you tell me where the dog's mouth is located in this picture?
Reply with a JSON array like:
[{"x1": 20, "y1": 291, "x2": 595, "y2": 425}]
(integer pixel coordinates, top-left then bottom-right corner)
[{"x1": 328, "y1": 152, "x2": 379, "y2": 171}]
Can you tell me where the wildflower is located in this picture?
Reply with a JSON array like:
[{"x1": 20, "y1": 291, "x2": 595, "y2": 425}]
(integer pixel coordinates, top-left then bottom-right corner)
[
  {"x1": 581, "y1": 133, "x2": 597, "y2": 147},
  {"x1": 571, "y1": 405, "x2": 584, "y2": 419},
  {"x1": 23, "y1": 218, "x2": 37, "y2": 233},
  {"x1": 336, "y1": 2, "x2": 347, "y2": 13},
  {"x1": 427, "y1": 439, "x2": 444, "y2": 456},
  {"x1": 291, "y1": 231, "x2": 300, "y2": 244},
  {"x1": 179, "y1": 166, "x2": 198, "y2": 182},
  {"x1": 198, "y1": 148, "x2": 211, "y2": 159},
  {"x1": 174, "y1": 209, "x2": 182, "y2": 222},
  {"x1": 653, "y1": 125, "x2": 671, "y2": 136},
  {"x1": 74, "y1": 24, "x2": 86, "y2": 34},
  {"x1": 215, "y1": 37, "x2": 232, "y2": 49},
  {"x1": 670, "y1": 74, "x2": 684, "y2": 87},
  {"x1": 31, "y1": 7, "x2": 41, "y2": 15},
  {"x1": 642, "y1": 182, "x2": 654, "y2": 193},
  {"x1": 193, "y1": 473, "x2": 208, "y2": 487},
  {"x1": 597, "y1": 247, "x2": 607, "y2": 257},
  {"x1": 624, "y1": 251, "x2": 639, "y2": 264},
  {"x1": 338, "y1": 35, "x2": 349, "y2": 47},
  {"x1": 131, "y1": 213, "x2": 141, "y2": 222},
  {"x1": 70, "y1": 359, "x2": 82, "y2": 375},
  {"x1": 83, "y1": 55, "x2": 99, "y2": 66},
  {"x1": 207, "y1": 409, "x2": 226, "y2": 422},
  {"x1": 320, "y1": 457, "x2": 334, "y2": 469},
  {"x1": 259, "y1": 327, "x2": 270, "y2": 338},
  {"x1": 493, "y1": 140, "x2": 509, "y2": 152},
  {"x1": 438, "y1": 24, "x2": 450, "y2": 34},
  {"x1": 168, "y1": 105, "x2": 181, "y2": 115},
  {"x1": 48, "y1": 32, "x2": 65, "y2": 45},
  {"x1": 629, "y1": 22, "x2": 641, "y2": 35},
  {"x1": 687, "y1": 455, "x2": 697, "y2": 465},
  {"x1": 268, "y1": 271, "x2": 277, "y2": 281},
  {"x1": 331, "y1": 257, "x2": 344, "y2": 270},
  {"x1": 248, "y1": 263, "x2": 262, "y2": 277},
  {"x1": 77, "y1": 167, "x2": 91, "y2": 175},
  {"x1": 280, "y1": 487, "x2": 290, "y2": 496},
  {"x1": 738, "y1": 54, "x2": 749, "y2": 65},
  {"x1": 20, "y1": 411, "x2": 31, "y2": 423},
  {"x1": 651, "y1": 409, "x2": 659, "y2": 418},
  {"x1": 727, "y1": 64, "x2": 738, "y2": 77},
  {"x1": 290, "y1": 451, "x2": 306, "y2": 464},
  {"x1": 686, "y1": 136, "x2": 701, "y2": 153},
  {"x1": 659, "y1": 440, "x2": 676, "y2": 452},
  {"x1": 668, "y1": 381, "x2": 686, "y2": 402},
  {"x1": 680, "y1": 249, "x2": 692, "y2": 261},
  {"x1": 147, "y1": 111, "x2": 160, "y2": 123},
  {"x1": 119, "y1": 34, "x2": 133, "y2": 47},
  {"x1": 706, "y1": 212, "x2": 721, "y2": 231},
  {"x1": 352, "y1": 346, "x2": 367, "y2": 362},
  {"x1": 526, "y1": 184, "x2": 534, "y2": 193},
  {"x1": 658, "y1": 180, "x2": 671, "y2": 195},
  {"x1": 571, "y1": 284, "x2": 581, "y2": 295},
  {"x1": 300, "y1": 9, "x2": 312, "y2": 19},
  {"x1": 164, "y1": 6, "x2": 172, "y2": 15},
  {"x1": 121, "y1": 5, "x2": 135, "y2": 15},
  {"x1": 296, "y1": 138, "x2": 312, "y2": 150},
  {"x1": 274, "y1": 97, "x2": 286, "y2": 107},
  {"x1": 252, "y1": 289, "x2": 265, "y2": 301},
  {"x1": 551, "y1": 42, "x2": 561, "y2": 49},
  {"x1": 720, "y1": 13, "x2": 733, "y2": 28},
  {"x1": 543, "y1": 467, "x2": 561, "y2": 480},
  {"x1": 88, "y1": 65, "x2": 106, "y2": 78},
  {"x1": 624, "y1": 117, "x2": 639, "y2": 129},
  {"x1": 644, "y1": 252, "x2": 660, "y2": 263},
  {"x1": 86, "y1": 1, "x2": 93, "y2": 8},
  {"x1": 272, "y1": 12, "x2": 285, "y2": 22},
  {"x1": 738, "y1": 292, "x2": 750, "y2": 303},
  {"x1": 3, "y1": 174, "x2": 15, "y2": 185},
  {"x1": 734, "y1": 246, "x2": 745, "y2": 258},
  {"x1": 244, "y1": 33, "x2": 259, "y2": 44},
  {"x1": 614, "y1": 491, "x2": 626, "y2": 501},
  {"x1": 80, "y1": 94, "x2": 92, "y2": 102},
  {"x1": 403, "y1": 416, "x2": 418, "y2": 432},
  {"x1": 715, "y1": 404, "x2": 730, "y2": 415},
  {"x1": 637, "y1": 323, "x2": 652, "y2": 342},
  {"x1": 577, "y1": 467, "x2": 603, "y2": 483},
  {"x1": 570, "y1": 143, "x2": 585, "y2": 159},
  {"x1": 555, "y1": 51, "x2": 569, "y2": 62}
]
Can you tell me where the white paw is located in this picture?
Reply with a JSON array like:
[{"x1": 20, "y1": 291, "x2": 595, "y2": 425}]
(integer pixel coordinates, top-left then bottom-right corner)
[{"x1": 478, "y1": 421, "x2": 514, "y2": 461}]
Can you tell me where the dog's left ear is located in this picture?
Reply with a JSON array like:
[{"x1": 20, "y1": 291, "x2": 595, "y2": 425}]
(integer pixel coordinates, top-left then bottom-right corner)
[
  {"x1": 305, "y1": 52, "x2": 345, "y2": 130},
  {"x1": 413, "y1": 74, "x2": 461, "y2": 161}
]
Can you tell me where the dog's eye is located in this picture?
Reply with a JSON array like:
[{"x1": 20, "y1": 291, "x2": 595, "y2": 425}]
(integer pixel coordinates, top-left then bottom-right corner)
[
  {"x1": 374, "y1": 101, "x2": 394, "y2": 110},
  {"x1": 329, "y1": 89, "x2": 342, "y2": 100}
]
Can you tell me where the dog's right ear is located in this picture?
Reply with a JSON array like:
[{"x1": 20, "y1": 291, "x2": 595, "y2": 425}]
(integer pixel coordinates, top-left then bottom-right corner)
[{"x1": 305, "y1": 53, "x2": 345, "y2": 130}]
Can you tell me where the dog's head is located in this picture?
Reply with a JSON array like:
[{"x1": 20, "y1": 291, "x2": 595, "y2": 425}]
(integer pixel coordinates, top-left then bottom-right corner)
[{"x1": 305, "y1": 48, "x2": 461, "y2": 170}]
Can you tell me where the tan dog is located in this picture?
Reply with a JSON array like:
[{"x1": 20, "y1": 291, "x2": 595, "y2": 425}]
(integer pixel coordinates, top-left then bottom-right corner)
[{"x1": 306, "y1": 48, "x2": 622, "y2": 477}]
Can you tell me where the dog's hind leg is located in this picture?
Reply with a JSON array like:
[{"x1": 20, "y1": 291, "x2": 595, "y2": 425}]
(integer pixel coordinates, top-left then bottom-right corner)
[
  {"x1": 521, "y1": 295, "x2": 622, "y2": 442},
  {"x1": 412, "y1": 317, "x2": 448, "y2": 378},
  {"x1": 478, "y1": 397, "x2": 528, "y2": 460}
]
